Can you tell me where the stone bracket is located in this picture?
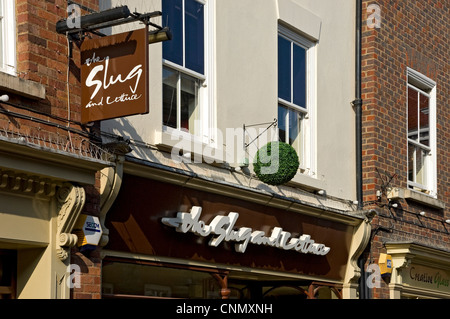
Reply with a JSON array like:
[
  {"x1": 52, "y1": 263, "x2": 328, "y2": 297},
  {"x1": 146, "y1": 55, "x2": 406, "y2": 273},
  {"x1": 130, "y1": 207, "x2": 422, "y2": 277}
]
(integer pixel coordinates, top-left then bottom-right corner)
[{"x1": 56, "y1": 183, "x2": 86, "y2": 261}]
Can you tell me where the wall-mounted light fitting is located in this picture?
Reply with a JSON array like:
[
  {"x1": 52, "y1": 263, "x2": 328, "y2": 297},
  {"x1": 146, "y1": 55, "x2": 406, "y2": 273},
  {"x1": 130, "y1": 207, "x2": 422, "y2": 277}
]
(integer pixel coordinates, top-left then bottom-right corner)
[
  {"x1": 388, "y1": 201, "x2": 398, "y2": 208},
  {"x1": 0, "y1": 95, "x2": 10, "y2": 102}
]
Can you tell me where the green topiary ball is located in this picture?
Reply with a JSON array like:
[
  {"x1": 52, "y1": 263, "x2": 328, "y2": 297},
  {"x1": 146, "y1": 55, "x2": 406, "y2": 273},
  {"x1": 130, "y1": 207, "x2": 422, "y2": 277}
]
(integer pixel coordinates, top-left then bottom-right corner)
[{"x1": 253, "y1": 141, "x2": 300, "y2": 186}]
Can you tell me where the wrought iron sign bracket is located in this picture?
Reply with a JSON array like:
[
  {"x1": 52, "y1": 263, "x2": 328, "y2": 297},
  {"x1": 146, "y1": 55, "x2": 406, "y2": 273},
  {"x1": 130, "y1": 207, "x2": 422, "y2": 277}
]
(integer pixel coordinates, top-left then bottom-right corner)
[
  {"x1": 57, "y1": 3, "x2": 169, "y2": 57},
  {"x1": 243, "y1": 119, "x2": 278, "y2": 149}
]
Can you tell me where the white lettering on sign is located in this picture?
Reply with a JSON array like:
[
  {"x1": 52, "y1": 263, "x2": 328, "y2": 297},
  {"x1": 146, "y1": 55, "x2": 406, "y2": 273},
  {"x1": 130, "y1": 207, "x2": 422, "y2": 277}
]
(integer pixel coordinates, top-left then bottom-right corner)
[
  {"x1": 161, "y1": 206, "x2": 331, "y2": 256},
  {"x1": 84, "y1": 53, "x2": 143, "y2": 107}
]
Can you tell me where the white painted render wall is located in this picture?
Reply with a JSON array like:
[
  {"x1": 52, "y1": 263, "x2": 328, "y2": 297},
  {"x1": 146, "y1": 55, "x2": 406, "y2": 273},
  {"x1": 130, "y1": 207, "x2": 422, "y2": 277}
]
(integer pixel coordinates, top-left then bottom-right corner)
[{"x1": 100, "y1": 0, "x2": 357, "y2": 201}]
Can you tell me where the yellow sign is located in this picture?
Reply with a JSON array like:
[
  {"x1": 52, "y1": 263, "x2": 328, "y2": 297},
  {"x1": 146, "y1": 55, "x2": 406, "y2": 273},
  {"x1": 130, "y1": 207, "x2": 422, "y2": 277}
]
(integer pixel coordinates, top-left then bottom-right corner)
[{"x1": 378, "y1": 253, "x2": 393, "y2": 276}]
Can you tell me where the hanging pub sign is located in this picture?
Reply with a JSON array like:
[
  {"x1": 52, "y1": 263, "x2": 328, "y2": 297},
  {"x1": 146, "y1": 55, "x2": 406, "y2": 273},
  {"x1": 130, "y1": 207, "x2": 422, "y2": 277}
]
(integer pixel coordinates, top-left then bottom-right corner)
[{"x1": 81, "y1": 27, "x2": 149, "y2": 123}]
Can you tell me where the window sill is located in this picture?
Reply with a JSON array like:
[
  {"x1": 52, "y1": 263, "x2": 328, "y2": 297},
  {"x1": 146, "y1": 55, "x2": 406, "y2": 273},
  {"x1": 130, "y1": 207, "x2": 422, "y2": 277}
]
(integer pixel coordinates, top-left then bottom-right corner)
[
  {"x1": 387, "y1": 187, "x2": 445, "y2": 210},
  {"x1": 287, "y1": 171, "x2": 326, "y2": 192},
  {"x1": 0, "y1": 72, "x2": 46, "y2": 100}
]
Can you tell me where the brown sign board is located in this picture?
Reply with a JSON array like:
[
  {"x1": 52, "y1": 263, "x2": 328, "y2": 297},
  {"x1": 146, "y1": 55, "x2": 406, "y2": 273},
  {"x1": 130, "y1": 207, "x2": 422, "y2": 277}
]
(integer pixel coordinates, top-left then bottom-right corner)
[
  {"x1": 81, "y1": 28, "x2": 149, "y2": 124},
  {"x1": 105, "y1": 174, "x2": 354, "y2": 281}
]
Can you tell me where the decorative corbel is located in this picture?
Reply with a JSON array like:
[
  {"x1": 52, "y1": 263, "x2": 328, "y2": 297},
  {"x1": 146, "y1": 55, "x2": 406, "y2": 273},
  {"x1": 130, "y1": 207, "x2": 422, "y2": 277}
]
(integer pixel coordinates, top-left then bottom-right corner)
[
  {"x1": 389, "y1": 254, "x2": 413, "y2": 285},
  {"x1": 98, "y1": 141, "x2": 130, "y2": 247},
  {"x1": 55, "y1": 183, "x2": 86, "y2": 261},
  {"x1": 342, "y1": 209, "x2": 377, "y2": 298}
]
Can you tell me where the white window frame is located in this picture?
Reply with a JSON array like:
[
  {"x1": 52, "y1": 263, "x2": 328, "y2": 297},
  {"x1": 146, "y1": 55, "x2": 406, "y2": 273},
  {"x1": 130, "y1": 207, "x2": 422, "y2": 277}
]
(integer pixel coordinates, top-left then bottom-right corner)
[
  {"x1": 162, "y1": 0, "x2": 215, "y2": 145},
  {"x1": 0, "y1": 0, "x2": 16, "y2": 76},
  {"x1": 406, "y1": 68, "x2": 437, "y2": 197},
  {"x1": 278, "y1": 25, "x2": 317, "y2": 176}
]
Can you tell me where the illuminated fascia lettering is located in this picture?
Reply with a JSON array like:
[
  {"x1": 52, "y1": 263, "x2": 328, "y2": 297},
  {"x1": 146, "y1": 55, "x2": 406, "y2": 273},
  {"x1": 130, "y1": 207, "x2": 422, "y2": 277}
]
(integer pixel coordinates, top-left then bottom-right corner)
[{"x1": 162, "y1": 206, "x2": 331, "y2": 256}]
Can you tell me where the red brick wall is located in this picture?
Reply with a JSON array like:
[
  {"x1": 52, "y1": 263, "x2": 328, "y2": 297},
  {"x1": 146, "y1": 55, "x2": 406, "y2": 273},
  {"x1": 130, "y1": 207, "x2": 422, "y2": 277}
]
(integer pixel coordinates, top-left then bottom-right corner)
[
  {"x1": 361, "y1": 0, "x2": 449, "y2": 299},
  {"x1": 13, "y1": 0, "x2": 97, "y2": 127}
]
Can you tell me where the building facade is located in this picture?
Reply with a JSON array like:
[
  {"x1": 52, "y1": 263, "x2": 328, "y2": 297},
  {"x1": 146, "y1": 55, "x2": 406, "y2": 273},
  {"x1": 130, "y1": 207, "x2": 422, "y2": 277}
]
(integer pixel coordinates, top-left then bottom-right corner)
[
  {"x1": 0, "y1": 0, "x2": 447, "y2": 300},
  {"x1": 360, "y1": 0, "x2": 450, "y2": 299},
  {"x1": 96, "y1": 0, "x2": 371, "y2": 300}
]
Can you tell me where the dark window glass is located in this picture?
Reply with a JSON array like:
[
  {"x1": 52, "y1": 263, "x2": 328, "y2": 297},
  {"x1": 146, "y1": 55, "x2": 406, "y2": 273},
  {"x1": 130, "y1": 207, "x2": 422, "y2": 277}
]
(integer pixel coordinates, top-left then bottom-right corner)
[
  {"x1": 408, "y1": 143, "x2": 414, "y2": 182},
  {"x1": 278, "y1": 105, "x2": 287, "y2": 143},
  {"x1": 293, "y1": 44, "x2": 306, "y2": 108},
  {"x1": 180, "y1": 74, "x2": 199, "y2": 132},
  {"x1": 0, "y1": 250, "x2": 16, "y2": 299},
  {"x1": 163, "y1": 68, "x2": 178, "y2": 129},
  {"x1": 288, "y1": 108, "x2": 299, "y2": 146},
  {"x1": 407, "y1": 87, "x2": 418, "y2": 141},
  {"x1": 419, "y1": 93, "x2": 429, "y2": 146},
  {"x1": 278, "y1": 35, "x2": 291, "y2": 102},
  {"x1": 163, "y1": 0, "x2": 183, "y2": 66},
  {"x1": 102, "y1": 261, "x2": 221, "y2": 299},
  {"x1": 163, "y1": 0, "x2": 204, "y2": 74},
  {"x1": 185, "y1": 0, "x2": 204, "y2": 74}
]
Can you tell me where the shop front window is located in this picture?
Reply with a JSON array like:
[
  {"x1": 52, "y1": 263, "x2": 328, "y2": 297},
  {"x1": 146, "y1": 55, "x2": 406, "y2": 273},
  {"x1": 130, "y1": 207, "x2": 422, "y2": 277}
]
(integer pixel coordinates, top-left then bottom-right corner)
[
  {"x1": 102, "y1": 260, "x2": 221, "y2": 299},
  {"x1": 0, "y1": 250, "x2": 16, "y2": 299},
  {"x1": 102, "y1": 258, "x2": 342, "y2": 300}
]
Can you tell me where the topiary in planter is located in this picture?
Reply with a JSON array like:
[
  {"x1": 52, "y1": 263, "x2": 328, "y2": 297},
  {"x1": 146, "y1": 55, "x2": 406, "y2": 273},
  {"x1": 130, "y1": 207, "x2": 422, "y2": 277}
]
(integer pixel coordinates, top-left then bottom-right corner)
[{"x1": 253, "y1": 141, "x2": 299, "y2": 186}]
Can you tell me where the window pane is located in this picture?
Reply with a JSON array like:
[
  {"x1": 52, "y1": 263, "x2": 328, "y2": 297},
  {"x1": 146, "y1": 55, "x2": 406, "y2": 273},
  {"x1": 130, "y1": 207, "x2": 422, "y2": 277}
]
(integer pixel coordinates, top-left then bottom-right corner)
[
  {"x1": 0, "y1": 250, "x2": 16, "y2": 299},
  {"x1": 180, "y1": 74, "x2": 199, "y2": 134},
  {"x1": 419, "y1": 93, "x2": 429, "y2": 146},
  {"x1": 185, "y1": 0, "x2": 204, "y2": 74},
  {"x1": 288, "y1": 109, "x2": 303, "y2": 160},
  {"x1": 163, "y1": 0, "x2": 183, "y2": 66},
  {"x1": 288, "y1": 108, "x2": 299, "y2": 146},
  {"x1": 416, "y1": 147, "x2": 427, "y2": 186},
  {"x1": 102, "y1": 261, "x2": 221, "y2": 299},
  {"x1": 278, "y1": 105, "x2": 287, "y2": 143},
  {"x1": 408, "y1": 143, "x2": 414, "y2": 182},
  {"x1": 407, "y1": 87, "x2": 418, "y2": 141},
  {"x1": 278, "y1": 36, "x2": 291, "y2": 101},
  {"x1": 163, "y1": 68, "x2": 178, "y2": 129},
  {"x1": 293, "y1": 44, "x2": 306, "y2": 108}
]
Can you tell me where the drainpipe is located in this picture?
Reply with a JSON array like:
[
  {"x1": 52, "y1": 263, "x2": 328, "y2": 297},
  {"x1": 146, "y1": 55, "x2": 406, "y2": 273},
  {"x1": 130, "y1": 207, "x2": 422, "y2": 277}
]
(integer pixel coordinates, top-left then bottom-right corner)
[
  {"x1": 353, "y1": 0, "x2": 370, "y2": 299},
  {"x1": 354, "y1": 0, "x2": 363, "y2": 211}
]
